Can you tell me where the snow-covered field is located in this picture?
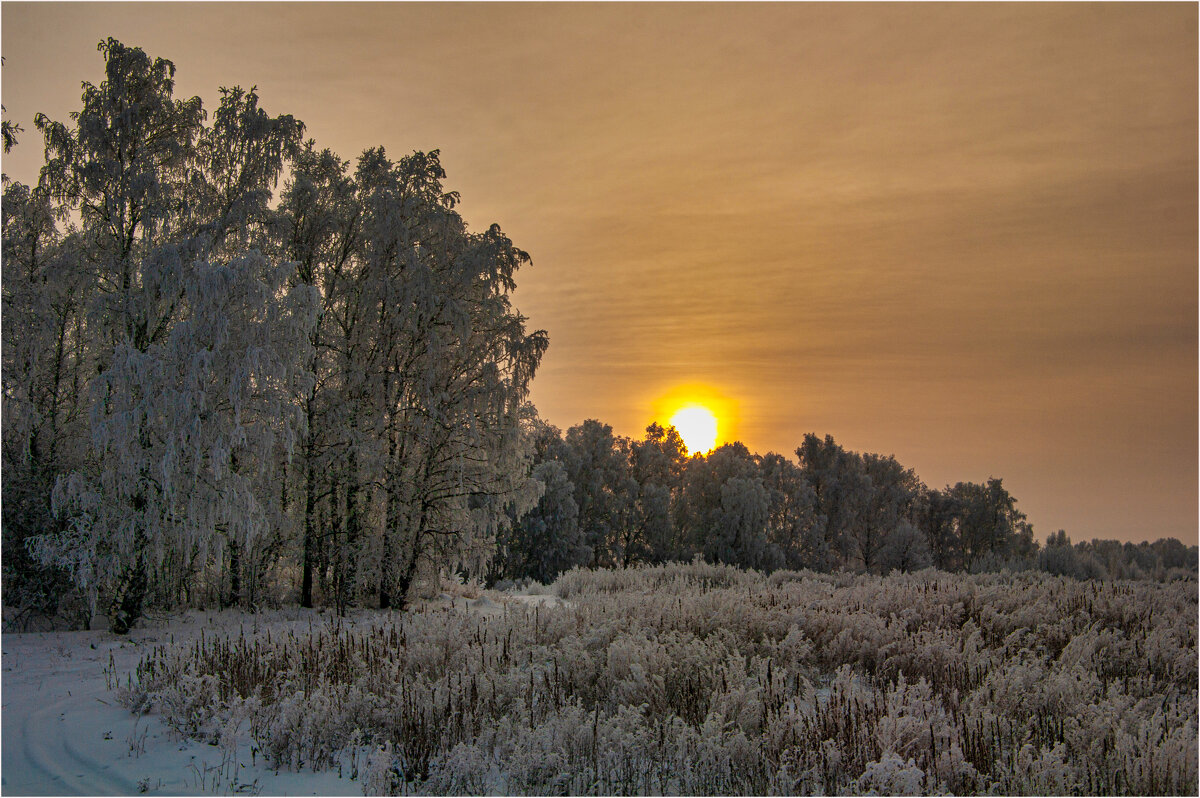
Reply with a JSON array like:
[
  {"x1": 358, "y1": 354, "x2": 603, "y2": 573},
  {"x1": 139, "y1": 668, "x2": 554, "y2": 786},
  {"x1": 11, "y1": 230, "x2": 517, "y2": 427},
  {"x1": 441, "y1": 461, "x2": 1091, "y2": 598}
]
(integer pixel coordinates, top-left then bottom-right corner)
[
  {"x1": 1, "y1": 611, "x2": 361, "y2": 796},
  {"x1": 3, "y1": 563, "x2": 1197, "y2": 796},
  {"x1": 1, "y1": 592, "x2": 566, "y2": 796}
]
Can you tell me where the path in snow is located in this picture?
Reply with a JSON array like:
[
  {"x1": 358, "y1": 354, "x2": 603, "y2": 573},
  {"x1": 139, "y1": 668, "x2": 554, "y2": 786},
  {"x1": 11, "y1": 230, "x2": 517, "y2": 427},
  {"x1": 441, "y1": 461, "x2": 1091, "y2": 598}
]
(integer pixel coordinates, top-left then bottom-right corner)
[
  {"x1": 3, "y1": 613, "x2": 360, "y2": 797},
  {"x1": 3, "y1": 630, "x2": 138, "y2": 796},
  {"x1": 2, "y1": 592, "x2": 568, "y2": 796}
]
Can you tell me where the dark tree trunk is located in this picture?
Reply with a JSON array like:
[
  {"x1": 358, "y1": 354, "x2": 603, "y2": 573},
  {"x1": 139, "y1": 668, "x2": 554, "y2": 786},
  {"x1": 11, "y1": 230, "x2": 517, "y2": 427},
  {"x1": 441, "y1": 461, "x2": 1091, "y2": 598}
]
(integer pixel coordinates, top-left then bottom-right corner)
[
  {"x1": 109, "y1": 552, "x2": 147, "y2": 635},
  {"x1": 393, "y1": 547, "x2": 422, "y2": 612},
  {"x1": 337, "y1": 451, "x2": 360, "y2": 617},
  {"x1": 301, "y1": 455, "x2": 317, "y2": 608},
  {"x1": 299, "y1": 382, "x2": 323, "y2": 609},
  {"x1": 227, "y1": 538, "x2": 241, "y2": 608}
]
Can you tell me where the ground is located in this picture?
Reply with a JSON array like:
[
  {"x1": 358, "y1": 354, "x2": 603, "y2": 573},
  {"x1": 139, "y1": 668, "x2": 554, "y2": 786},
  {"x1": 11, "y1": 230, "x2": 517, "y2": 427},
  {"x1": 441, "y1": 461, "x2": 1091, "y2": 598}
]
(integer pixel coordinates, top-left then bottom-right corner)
[
  {"x1": 2, "y1": 611, "x2": 360, "y2": 796},
  {"x1": 0, "y1": 592, "x2": 563, "y2": 796},
  {"x1": 3, "y1": 565, "x2": 1194, "y2": 796}
]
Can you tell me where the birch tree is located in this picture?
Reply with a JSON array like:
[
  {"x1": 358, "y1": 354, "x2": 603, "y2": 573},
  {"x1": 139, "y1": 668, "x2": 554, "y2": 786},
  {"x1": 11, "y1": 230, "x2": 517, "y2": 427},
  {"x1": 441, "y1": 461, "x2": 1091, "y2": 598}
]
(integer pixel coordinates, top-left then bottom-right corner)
[
  {"x1": 1, "y1": 176, "x2": 91, "y2": 620},
  {"x1": 28, "y1": 40, "x2": 314, "y2": 629},
  {"x1": 351, "y1": 148, "x2": 547, "y2": 609},
  {"x1": 44, "y1": 254, "x2": 315, "y2": 625},
  {"x1": 274, "y1": 143, "x2": 360, "y2": 607},
  {"x1": 12, "y1": 38, "x2": 547, "y2": 625}
]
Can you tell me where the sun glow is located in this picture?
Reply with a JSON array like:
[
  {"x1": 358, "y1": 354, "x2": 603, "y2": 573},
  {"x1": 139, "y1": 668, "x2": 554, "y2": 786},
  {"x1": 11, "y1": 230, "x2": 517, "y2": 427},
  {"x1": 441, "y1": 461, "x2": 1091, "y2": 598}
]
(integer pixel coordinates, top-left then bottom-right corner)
[{"x1": 670, "y1": 405, "x2": 719, "y2": 454}]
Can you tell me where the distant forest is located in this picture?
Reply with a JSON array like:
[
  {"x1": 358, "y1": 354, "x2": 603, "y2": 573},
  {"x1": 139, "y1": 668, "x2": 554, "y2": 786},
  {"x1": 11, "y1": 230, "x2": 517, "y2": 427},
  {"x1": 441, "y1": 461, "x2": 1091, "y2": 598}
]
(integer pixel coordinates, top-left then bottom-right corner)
[
  {"x1": 491, "y1": 420, "x2": 1197, "y2": 588},
  {"x1": 3, "y1": 40, "x2": 1195, "y2": 634}
]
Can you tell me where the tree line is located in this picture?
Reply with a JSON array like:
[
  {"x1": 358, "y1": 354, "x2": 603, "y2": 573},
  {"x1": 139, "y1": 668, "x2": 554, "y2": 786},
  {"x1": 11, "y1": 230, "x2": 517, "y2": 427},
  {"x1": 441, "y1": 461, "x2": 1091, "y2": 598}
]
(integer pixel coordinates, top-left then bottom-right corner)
[{"x1": 492, "y1": 420, "x2": 1197, "y2": 587}]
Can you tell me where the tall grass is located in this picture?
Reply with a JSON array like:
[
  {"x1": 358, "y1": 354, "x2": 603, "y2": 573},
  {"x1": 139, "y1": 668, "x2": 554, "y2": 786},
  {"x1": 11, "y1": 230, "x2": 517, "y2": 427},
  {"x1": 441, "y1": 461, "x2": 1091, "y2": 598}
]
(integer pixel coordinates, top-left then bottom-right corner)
[{"x1": 124, "y1": 562, "x2": 1197, "y2": 795}]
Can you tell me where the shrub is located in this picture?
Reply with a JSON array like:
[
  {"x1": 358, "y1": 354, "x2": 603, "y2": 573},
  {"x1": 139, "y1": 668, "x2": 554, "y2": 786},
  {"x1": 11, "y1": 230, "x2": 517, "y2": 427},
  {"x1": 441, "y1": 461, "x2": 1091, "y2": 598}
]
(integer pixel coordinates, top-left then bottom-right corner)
[{"x1": 123, "y1": 564, "x2": 1198, "y2": 795}]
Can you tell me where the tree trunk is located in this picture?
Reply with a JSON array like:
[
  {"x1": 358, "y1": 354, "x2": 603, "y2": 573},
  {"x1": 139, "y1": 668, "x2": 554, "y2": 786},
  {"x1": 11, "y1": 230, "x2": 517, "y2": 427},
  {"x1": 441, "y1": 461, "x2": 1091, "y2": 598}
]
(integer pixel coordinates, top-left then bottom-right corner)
[
  {"x1": 301, "y1": 466, "x2": 316, "y2": 608},
  {"x1": 227, "y1": 538, "x2": 242, "y2": 608},
  {"x1": 109, "y1": 552, "x2": 147, "y2": 635},
  {"x1": 379, "y1": 433, "x2": 400, "y2": 609},
  {"x1": 378, "y1": 515, "x2": 392, "y2": 609},
  {"x1": 393, "y1": 544, "x2": 422, "y2": 612},
  {"x1": 338, "y1": 450, "x2": 360, "y2": 617}
]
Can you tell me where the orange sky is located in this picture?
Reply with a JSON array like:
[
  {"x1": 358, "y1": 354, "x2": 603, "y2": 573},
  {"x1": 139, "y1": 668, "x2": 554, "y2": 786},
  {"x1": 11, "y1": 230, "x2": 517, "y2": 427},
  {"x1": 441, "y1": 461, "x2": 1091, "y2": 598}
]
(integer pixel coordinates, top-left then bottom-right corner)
[{"x1": 3, "y1": 3, "x2": 1196, "y2": 543}]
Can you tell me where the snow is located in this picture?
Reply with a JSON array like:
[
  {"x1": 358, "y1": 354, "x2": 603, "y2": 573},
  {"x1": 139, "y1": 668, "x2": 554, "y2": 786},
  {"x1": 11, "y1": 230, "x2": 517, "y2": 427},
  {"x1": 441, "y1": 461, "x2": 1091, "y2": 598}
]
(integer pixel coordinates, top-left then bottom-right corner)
[
  {"x1": 2, "y1": 613, "x2": 360, "y2": 796},
  {"x1": 1, "y1": 593, "x2": 569, "y2": 796},
  {"x1": 3, "y1": 565, "x2": 1195, "y2": 796}
]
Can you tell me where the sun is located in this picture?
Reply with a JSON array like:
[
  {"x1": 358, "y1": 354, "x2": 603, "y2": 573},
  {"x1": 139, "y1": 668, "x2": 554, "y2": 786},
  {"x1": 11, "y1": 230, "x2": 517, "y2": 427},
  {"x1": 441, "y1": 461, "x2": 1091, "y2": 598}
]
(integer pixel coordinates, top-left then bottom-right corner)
[{"x1": 670, "y1": 405, "x2": 719, "y2": 454}]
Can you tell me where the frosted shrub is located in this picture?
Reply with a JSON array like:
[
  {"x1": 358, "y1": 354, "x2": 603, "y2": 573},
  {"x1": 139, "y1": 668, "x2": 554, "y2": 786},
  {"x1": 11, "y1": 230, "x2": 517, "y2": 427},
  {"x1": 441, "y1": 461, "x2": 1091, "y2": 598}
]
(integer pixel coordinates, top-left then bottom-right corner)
[
  {"x1": 855, "y1": 752, "x2": 926, "y2": 796},
  {"x1": 1013, "y1": 742, "x2": 1073, "y2": 795},
  {"x1": 423, "y1": 742, "x2": 496, "y2": 795},
  {"x1": 124, "y1": 565, "x2": 1197, "y2": 795},
  {"x1": 552, "y1": 559, "x2": 756, "y2": 600},
  {"x1": 605, "y1": 630, "x2": 669, "y2": 708},
  {"x1": 255, "y1": 687, "x2": 354, "y2": 772},
  {"x1": 877, "y1": 675, "x2": 940, "y2": 760},
  {"x1": 156, "y1": 673, "x2": 222, "y2": 739},
  {"x1": 362, "y1": 742, "x2": 402, "y2": 796}
]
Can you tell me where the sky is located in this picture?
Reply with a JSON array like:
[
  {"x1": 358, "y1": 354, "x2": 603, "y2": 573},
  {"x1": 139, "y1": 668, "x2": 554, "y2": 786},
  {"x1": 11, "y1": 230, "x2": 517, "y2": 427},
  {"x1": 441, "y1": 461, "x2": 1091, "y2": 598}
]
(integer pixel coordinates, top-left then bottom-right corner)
[{"x1": 2, "y1": 2, "x2": 1196, "y2": 544}]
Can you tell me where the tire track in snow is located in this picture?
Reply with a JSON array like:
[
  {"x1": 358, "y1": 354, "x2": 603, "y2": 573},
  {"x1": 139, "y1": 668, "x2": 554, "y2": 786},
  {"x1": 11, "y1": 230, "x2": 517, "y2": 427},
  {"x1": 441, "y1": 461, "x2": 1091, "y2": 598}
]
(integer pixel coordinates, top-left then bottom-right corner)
[
  {"x1": 3, "y1": 615, "x2": 364, "y2": 797},
  {"x1": 15, "y1": 689, "x2": 136, "y2": 795},
  {"x1": 4, "y1": 641, "x2": 138, "y2": 796}
]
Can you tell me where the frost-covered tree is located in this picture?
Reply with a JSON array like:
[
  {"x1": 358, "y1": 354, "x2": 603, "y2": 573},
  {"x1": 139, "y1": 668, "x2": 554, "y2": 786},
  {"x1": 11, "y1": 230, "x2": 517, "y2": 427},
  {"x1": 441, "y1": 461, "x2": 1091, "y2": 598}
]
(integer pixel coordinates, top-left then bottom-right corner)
[
  {"x1": 1, "y1": 176, "x2": 91, "y2": 620},
  {"x1": 273, "y1": 142, "x2": 361, "y2": 607},
  {"x1": 191, "y1": 86, "x2": 304, "y2": 257},
  {"x1": 1150, "y1": 537, "x2": 1194, "y2": 571},
  {"x1": 879, "y1": 519, "x2": 932, "y2": 573},
  {"x1": 1037, "y1": 531, "x2": 1106, "y2": 580},
  {"x1": 348, "y1": 148, "x2": 547, "y2": 609},
  {"x1": 946, "y1": 478, "x2": 1031, "y2": 572},
  {"x1": 34, "y1": 38, "x2": 205, "y2": 361},
  {"x1": 796, "y1": 434, "x2": 926, "y2": 573},
  {"x1": 796, "y1": 433, "x2": 864, "y2": 568},
  {"x1": 918, "y1": 486, "x2": 964, "y2": 570},
  {"x1": 24, "y1": 39, "x2": 314, "y2": 630},
  {"x1": 679, "y1": 442, "x2": 772, "y2": 568},
  {"x1": 44, "y1": 254, "x2": 315, "y2": 625},
  {"x1": 496, "y1": 459, "x2": 588, "y2": 584},
  {"x1": 853, "y1": 452, "x2": 925, "y2": 573},
  {"x1": 629, "y1": 422, "x2": 688, "y2": 563},
  {"x1": 561, "y1": 419, "x2": 637, "y2": 568},
  {"x1": 758, "y1": 451, "x2": 825, "y2": 570},
  {"x1": 1, "y1": 100, "x2": 19, "y2": 155},
  {"x1": 715, "y1": 476, "x2": 771, "y2": 567},
  {"x1": 15, "y1": 38, "x2": 549, "y2": 623}
]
